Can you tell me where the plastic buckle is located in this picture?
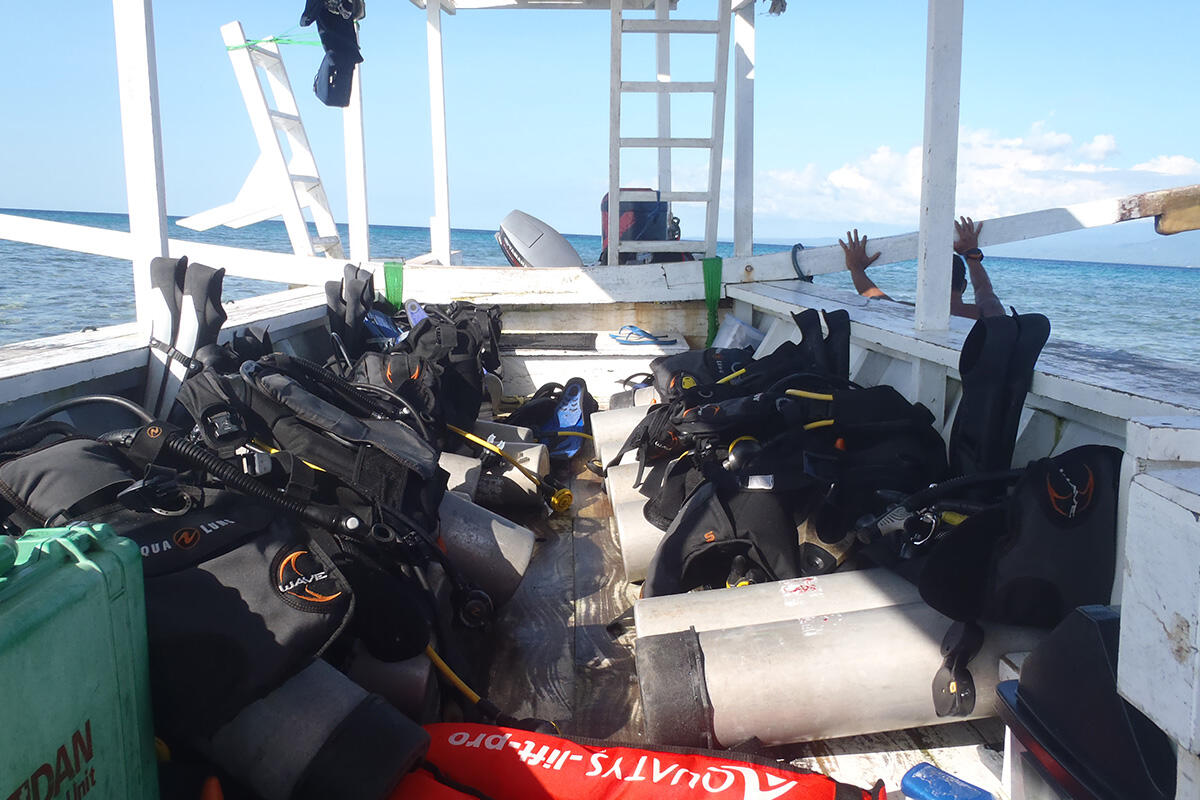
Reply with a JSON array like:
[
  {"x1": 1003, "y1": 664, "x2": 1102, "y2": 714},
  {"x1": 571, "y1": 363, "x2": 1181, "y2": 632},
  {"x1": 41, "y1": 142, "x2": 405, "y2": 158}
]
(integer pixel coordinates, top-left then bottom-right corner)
[
  {"x1": 200, "y1": 405, "x2": 250, "y2": 450},
  {"x1": 117, "y1": 464, "x2": 193, "y2": 516}
]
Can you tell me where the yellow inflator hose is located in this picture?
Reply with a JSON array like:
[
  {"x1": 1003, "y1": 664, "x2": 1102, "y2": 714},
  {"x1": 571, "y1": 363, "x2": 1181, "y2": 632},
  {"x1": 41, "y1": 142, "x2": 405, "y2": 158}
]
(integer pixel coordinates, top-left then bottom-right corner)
[{"x1": 447, "y1": 424, "x2": 573, "y2": 512}]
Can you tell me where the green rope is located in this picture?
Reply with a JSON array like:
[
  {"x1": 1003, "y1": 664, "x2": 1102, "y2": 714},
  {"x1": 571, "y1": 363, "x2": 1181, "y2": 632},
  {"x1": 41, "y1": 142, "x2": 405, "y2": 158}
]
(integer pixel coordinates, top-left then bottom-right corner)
[
  {"x1": 702, "y1": 257, "x2": 723, "y2": 347},
  {"x1": 226, "y1": 27, "x2": 321, "y2": 50}
]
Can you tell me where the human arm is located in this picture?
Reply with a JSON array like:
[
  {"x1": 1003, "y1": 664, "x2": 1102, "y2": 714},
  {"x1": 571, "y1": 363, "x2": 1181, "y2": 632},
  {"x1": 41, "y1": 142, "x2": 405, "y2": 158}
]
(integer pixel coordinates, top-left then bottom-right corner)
[
  {"x1": 953, "y1": 216, "x2": 1005, "y2": 318},
  {"x1": 839, "y1": 229, "x2": 891, "y2": 300}
]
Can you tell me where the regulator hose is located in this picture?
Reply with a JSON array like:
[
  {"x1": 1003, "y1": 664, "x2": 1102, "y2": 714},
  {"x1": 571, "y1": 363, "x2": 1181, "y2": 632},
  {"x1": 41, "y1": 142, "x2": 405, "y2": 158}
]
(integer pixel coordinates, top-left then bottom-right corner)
[
  {"x1": 898, "y1": 468, "x2": 1024, "y2": 512},
  {"x1": 159, "y1": 432, "x2": 363, "y2": 535},
  {"x1": 1, "y1": 421, "x2": 79, "y2": 450},
  {"x1": 269, "y1": 354, "x2": 437, "y2": 444},
  {"x1": 282, "y1": 354, "x2": 402, "y2": 420},
  {"x1": 19, "y1": 394, "x2": 154, "y2": 429},
  {"x1": 350, "y1": 381, "x2": 434, "y2": 443},
  {"x1": 854, "y1": 467, "x2": 1025, "y2": 542}
]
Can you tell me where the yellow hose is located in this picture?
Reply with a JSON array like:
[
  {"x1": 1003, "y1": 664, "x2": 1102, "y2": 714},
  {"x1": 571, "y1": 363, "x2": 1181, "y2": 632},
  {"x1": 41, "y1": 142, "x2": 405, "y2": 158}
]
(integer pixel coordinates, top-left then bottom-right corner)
[
  {"x1": 447, "y1": 424, "x2": 543, "y2": 485},
  {"x1": 716, "y1": 368, "x2": 747, "y2": 385},
  {"x1": 447, "y1": 424, "x2": 573, "y2": 512},
  {"x1": 785, "y1": 389, "x2": 834, "y2": 402},
  {"x1": 803, "y1": 419, "x2": 835, "y2": 431},
  {"x1": 727, "y1": 435, "x2": 758, "y2": 455},
  {"x1": 425, "y1": 644, "x2": 482, "y2": 704},
  {"x1": 252, "y1": 440, "x2": 326, "y2": 472}
]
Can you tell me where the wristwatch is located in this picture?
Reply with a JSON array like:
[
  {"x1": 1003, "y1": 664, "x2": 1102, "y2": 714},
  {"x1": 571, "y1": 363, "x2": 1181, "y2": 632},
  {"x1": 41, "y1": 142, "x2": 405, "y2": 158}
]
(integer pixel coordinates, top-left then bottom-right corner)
[{"x1": 963, "y1": 248, "x2": 983, "y2": 260}]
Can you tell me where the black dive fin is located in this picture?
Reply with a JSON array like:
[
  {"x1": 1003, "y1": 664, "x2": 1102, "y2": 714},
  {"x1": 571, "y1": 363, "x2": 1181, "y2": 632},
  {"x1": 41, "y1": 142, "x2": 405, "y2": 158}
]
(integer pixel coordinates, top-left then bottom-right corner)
[
  {"x1": 948, "y1": 314, "x2": 1018, "y2": 478},
  {"x1": 995, "y1": 312, "x2": 1050, "y2": 468},
  {"x1": 791, "y1": 308, "x2": 832, "y2": 375},
  {"x1": 823, "y1": 309, "x2": 851, "y2": 380},
  {"x1": 143, "y1": 255, "x2": 189, "y2": 416},
  {"x1": 948, "y1": 312, "x2": 1050, "y2": 479},
  {"x1": 178, "y1": 261, "x2": 228, "y2": 380},
  {"x1": 325, "y1": 263, "x2": 375, "y2": 362},
  {"x1": 149, "y1": 259, "x2": 227, "y2": 419}
]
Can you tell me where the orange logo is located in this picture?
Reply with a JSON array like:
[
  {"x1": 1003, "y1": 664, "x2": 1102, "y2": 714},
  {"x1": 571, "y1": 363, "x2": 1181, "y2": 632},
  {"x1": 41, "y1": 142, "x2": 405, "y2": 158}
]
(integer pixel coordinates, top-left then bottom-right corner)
[
  {"x1": 703, "y1": 531, "x2": 717, "y2": 543},
  {"x1": 277, "y1": 549, "x2": 342, "y2": 603},
  {"x1": 1046, "y1": 465, "x2": 1095, "y2": 518},
  {"x1": 173, "y1": 528, "x2": 200, "y2": 549},
  {"x1": 147, "y1": 425, "x2": 163, "y2": 439}
]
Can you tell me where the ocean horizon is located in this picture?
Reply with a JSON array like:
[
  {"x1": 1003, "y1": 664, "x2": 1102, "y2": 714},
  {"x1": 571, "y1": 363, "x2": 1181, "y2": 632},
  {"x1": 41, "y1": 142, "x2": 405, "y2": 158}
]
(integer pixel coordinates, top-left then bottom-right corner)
[{"x1": 2, "y1": 209, "x2": 1198, "y2": 365}]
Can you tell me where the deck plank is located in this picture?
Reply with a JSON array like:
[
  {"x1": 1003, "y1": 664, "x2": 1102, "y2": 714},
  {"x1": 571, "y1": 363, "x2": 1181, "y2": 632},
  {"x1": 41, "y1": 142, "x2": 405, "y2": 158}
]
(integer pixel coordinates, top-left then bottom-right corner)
[
  {"x1": 569, "y1": 457, "x2": 645, "y2": 742},
  {"x1": 482, "y1": 503, "x2": 576, "y2": 727}
]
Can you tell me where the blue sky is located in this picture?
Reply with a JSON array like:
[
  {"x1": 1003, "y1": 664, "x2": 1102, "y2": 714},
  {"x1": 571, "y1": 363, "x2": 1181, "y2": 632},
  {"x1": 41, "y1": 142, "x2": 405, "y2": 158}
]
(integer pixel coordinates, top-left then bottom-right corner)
[{"x1": 3, "y1": 1, "x2": 1197, "y2": 262}]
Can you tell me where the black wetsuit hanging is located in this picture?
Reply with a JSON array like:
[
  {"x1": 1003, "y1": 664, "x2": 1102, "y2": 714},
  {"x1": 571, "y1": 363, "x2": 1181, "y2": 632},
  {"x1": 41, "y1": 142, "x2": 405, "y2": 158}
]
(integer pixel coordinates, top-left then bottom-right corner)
[{"x1": 300, "y1": 0, "x2": 365, "y2": 107}]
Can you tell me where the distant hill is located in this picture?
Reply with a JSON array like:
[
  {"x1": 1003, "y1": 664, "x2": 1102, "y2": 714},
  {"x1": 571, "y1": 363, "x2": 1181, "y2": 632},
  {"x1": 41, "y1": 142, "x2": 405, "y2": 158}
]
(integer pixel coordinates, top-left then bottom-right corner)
[
  {"x1": 988, "y1": 219, "x2": 1198, "y2": 267},
  {"x1": 756, "y1": 218, "x2": 1198, "y2": 267}
]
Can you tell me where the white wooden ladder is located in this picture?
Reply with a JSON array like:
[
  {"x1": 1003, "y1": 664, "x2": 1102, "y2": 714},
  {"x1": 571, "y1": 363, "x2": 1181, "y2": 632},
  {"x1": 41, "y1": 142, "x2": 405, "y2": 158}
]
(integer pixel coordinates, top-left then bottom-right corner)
[
  {"x1": 178, "y1": 20, "x2": 344, "y2": 259},
  {"x1": 607, "y1": 0, "x2": 732, "y2": 265}
]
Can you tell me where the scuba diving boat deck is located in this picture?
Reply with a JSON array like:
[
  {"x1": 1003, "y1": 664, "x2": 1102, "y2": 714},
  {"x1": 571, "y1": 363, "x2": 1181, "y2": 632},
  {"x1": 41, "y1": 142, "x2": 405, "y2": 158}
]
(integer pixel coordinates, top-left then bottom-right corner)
[
  {"x1": 482, "y1": 457, "x2": 644, "y2": 742},
  {"x1": 463, "y1": 413, "x2": 1018, "y2": 796},
  {"x1": 477, "y1": 448, "x2": 1014, "y2": 796}
]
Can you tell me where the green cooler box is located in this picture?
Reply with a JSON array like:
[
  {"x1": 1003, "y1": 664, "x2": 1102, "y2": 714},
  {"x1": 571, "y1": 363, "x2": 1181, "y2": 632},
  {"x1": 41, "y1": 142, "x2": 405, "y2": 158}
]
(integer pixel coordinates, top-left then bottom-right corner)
[{"x1": 0, "y1": 524, "x2": 158, "y2": 800}]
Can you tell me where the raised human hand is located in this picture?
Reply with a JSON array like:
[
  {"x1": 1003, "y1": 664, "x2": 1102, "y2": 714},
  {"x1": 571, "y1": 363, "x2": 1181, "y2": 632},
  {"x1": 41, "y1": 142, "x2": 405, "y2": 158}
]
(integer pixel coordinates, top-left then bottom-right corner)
[
  {"x1": 954, "y1": 216, "x2": 982, "y2": 253},
  {"x1": 839, "y1": 229, "x2": 881, "y2": 272}
]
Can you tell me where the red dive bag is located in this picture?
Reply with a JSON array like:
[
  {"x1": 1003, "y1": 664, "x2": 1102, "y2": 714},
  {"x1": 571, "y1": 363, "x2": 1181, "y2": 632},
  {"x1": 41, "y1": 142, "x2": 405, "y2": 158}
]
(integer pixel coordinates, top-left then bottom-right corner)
[{"x1": 394, "y1": 723, "x2": 884, "y2": 800}]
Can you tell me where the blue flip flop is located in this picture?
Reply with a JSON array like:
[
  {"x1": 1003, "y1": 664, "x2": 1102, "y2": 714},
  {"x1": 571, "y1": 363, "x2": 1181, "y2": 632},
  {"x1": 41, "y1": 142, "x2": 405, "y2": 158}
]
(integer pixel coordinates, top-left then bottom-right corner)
[{"x1": 609, "y1": 325, "x2": 677, "y2": 345}]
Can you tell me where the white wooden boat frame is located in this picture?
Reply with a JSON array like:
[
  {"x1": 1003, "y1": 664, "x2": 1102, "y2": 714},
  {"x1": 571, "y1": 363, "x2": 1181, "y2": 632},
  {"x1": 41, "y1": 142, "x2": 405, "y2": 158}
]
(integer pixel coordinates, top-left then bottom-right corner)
[{"x1": 3, "y1": 1, "x2": 1200, "y2": 797}]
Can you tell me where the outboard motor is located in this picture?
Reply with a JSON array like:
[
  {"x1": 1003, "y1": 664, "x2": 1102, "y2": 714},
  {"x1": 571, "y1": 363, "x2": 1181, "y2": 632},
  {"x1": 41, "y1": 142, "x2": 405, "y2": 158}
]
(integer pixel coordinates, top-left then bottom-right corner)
[
  {"x1": 600, "y1": 189, "x2": 693, "y2": 263},
  {"x1": 495, "y1": 210, "x2": 584, "y2": 268}
]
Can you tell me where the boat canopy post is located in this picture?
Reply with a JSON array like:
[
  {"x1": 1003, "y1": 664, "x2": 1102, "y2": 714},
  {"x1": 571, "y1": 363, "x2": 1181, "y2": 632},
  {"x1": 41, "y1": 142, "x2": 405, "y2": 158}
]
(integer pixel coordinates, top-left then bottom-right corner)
[
  {"x1": 112, "y1": 0, "x2": 169, "y2": 334},
  {"x1": 910, "y1": 0, "x2": 963, "y2": 423},
  {"x1": 914, "y1": 0, "x2": 962, "y2": 333},
  {"x1": 733, "y1": 2, "x2": 755, "y2": 258},
  {"x1": 344, "y1": 59, "x2": 370, "y2": 263},
  {"x1": 607, "y1": 0, "x2": 622, "y2": 266},
  {"x1": 703, "y1": 0, "x2": 734, "y2": 256},
  {"x1": 655, "y1": 0, "x2": 672, "y2": 207},
  {"x1": 425, "y1": 0, "x2": 453, "y2": 266}
]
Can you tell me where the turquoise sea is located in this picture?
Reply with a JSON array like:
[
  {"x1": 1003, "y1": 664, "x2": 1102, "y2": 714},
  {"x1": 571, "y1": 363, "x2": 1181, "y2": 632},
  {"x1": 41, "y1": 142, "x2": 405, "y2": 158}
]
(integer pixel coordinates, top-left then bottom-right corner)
[{"x1": 2, "y1": 209, "x2": 1198, "y2": 365}]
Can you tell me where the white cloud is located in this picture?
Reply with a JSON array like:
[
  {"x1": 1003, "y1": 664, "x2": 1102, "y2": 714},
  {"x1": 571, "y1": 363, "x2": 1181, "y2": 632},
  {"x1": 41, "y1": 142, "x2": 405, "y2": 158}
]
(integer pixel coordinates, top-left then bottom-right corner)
[
  {"x1": 1025, "y1": 121, "x2": 1074, "y2": 153},
  {"x1": 748, "y1": 122, "x2": 1199, "y2": 235},
  {"x1": 1080, "y1": 134, "x2": 1117, "y2": 161},
  {"x1": 1132, "y1": 155, "x2": 1200, "y2": 176}
]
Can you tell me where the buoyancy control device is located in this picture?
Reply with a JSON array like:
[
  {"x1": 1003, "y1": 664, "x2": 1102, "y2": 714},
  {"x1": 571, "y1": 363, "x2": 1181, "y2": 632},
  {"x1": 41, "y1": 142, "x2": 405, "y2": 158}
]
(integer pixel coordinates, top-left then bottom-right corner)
[
  {"x1": 608, "y1": 311, "x2": 853, "y2": 483},
  {"x1": 300, "y1": 0, "x2": 365, "y2": 108},
  {"x1": 636, "y1": 375, "x2": 949, "y2": 593},
  {"x1": 640, "y1": 395, "x2": 948, "y2": 594},
  {"x1": 0, "y1": 421, "x2": 362, "y2": 740},
  {"x1": 917, "y1": 444, "x2": 1124, "y2": 628},
  {"x1": 324, "y1": 266, "x2": 502, "y2": 451},
  {"x1": 180, "y1": 352, "x2": 448, "y2": 545}
]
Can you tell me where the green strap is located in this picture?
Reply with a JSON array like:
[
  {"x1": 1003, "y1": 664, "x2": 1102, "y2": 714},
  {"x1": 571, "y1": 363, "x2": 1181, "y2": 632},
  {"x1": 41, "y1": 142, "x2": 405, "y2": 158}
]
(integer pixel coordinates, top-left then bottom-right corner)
[
  {"x1": 702, "y1": 257, "x2": 723, "y2": 347},
  {"x1": 384, "y1": 261, "x2": 405, "y2": 306}
]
